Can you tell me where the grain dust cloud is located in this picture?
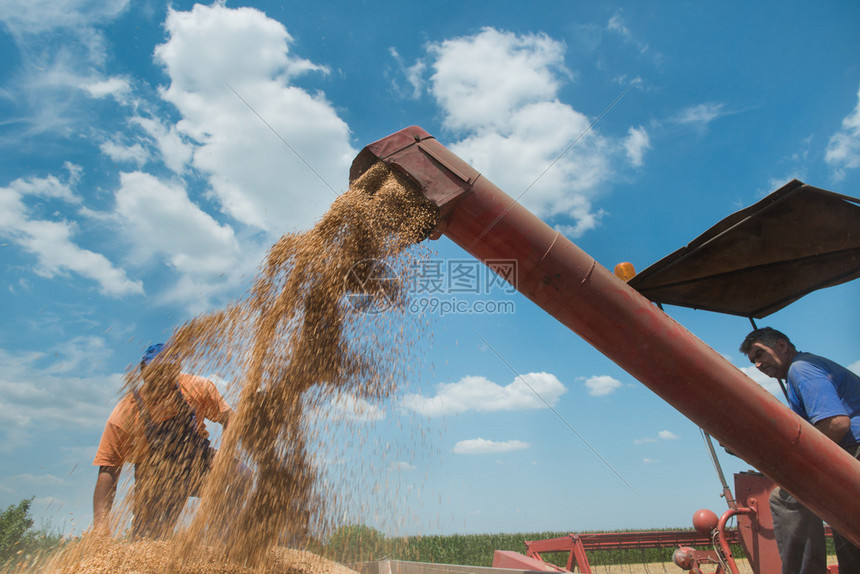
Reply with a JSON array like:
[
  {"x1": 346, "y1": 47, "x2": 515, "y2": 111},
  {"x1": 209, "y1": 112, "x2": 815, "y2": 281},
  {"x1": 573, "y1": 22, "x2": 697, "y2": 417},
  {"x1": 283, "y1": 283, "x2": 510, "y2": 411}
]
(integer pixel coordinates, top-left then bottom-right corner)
[{"x1": 42, "y1": 161, "x2": 440, "y2": 573}]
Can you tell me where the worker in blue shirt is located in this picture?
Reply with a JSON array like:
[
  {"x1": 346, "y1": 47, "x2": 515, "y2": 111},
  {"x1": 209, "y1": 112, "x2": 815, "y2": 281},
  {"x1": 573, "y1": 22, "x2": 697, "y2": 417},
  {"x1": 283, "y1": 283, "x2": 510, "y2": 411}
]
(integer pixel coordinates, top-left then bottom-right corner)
[{"x1": 741, "y1": 327, "x2": 860, "y2": 574}]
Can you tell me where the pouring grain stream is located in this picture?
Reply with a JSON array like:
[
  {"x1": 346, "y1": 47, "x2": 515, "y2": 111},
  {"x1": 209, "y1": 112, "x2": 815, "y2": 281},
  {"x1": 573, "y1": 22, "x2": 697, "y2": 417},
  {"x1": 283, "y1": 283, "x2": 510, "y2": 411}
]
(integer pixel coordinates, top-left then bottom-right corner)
[{"x1": 46, "y1": 161, "x2": 438, "y2": 572}]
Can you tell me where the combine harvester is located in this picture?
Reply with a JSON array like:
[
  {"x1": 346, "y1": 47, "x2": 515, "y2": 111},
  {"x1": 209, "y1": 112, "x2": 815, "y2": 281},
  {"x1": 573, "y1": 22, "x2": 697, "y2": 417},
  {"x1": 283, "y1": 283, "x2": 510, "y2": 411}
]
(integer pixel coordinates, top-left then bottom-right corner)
[{"x1": 349, "y1": 126, "x2": 860, "y2": 574}]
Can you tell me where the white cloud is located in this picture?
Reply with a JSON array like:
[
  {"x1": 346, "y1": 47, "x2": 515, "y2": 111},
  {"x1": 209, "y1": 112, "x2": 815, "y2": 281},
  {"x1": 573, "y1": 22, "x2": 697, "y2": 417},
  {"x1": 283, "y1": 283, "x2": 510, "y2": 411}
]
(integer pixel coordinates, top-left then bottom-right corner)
[
  {"x1": 607, "y1": 14, "x2": 632, "y2": 39},
  {"x1": 81, "y1": 76, "x2": 131, "y2": 102},
  {"x1": 635, "y1": 430, "x2": 679, "y2": 444},
  {"x1": 153, "y1": 3, "x2": 353, "y2": 236},
  {"x1": 99, "y1": 114, "x2": 193, "y2": 175},
  {"x1": 0, "y1": 0, "x2": 128, "y2": 36},
  {"x1": 453, "y1": 438, "x2": 530, "y2": 455},
  {"x1": 390, "y1": 461, "x2": 416, "y2": 471},
  {"x1": 825, "y1": 83, "x2": 860, "y2": 181},
  {"x1": 8, "y1": 473, "x2": 65, "y2": 487},
  {"x1": 739, "y1": 364, "x2": 785, "y2": 399},
  {"x1": 0, "y1": 339, "x2": 124, "y2": 451},
  {"x1": 388, "y1": 48, "x2": 425, "y2": 99},
  {"x1": 584, "y1": 375, "x2": 622, "y2": 397},
  {"x1": 624, "y1": 125, "x2": 650, "y2": 167},
  {"x1": 100, "y1": 140, "x2": 149, "y2": 167},
  {"x1": 318, "y1": 392, "x2": 385, "y2": 423},
  {"x1": 429, "y1": 28, "x2": 567, "y2": 132},
  {"x1": 672, "y1": 103, "x2": 729, "y2": 128},
  {"x1": 0, "y1": 0, "x2": 132, "y2": 137},
  {"x1": 130, "y1": 116, "x2": 194, "y2": 175},
  {"x1": 400, "y1": 372, "x2": 566, "y2": 417},
  {"x1": 113, "y1": 171, "x2": 248, "y2": 310},
  {"x1": 850, "y1": 361, "x2": 860, "y2": 376},
  {"x1": 114, "y1": 171, "x2": 241, "y2": 276},
  {"x1": 607, "y1": 12, "x2": 651, "y2": 56},
  {"x1": 425, "y1": 27, "x2": 629, "y2": 238},
  {"x1": 0, "y1": 168, "x2": 143, "y2": 297}
]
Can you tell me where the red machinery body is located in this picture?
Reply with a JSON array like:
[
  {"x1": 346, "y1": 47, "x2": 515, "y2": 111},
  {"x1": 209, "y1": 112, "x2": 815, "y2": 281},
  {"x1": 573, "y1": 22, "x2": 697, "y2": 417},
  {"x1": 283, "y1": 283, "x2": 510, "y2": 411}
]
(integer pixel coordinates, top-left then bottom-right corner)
[
  {"x1": 733, "y1": 473, "x2": 782, "y2": 573},
  {"x1": 350, "y1": 126, "x2": 860, "y2": 548}
]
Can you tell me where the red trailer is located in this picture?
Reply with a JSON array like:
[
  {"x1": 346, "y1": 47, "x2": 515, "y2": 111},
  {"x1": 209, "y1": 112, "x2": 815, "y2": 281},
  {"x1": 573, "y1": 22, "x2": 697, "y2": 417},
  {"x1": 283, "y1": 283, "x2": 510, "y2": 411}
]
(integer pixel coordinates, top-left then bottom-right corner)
[{"x1": 349, "y1": 126, "x2": 860, "y2": 574}]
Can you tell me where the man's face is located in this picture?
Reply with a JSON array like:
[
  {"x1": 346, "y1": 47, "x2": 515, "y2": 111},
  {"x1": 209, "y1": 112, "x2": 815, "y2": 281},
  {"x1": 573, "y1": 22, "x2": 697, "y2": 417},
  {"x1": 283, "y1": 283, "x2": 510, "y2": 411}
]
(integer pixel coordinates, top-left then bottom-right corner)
[
  {"x1": 141, "y1": 361, "x2": 180, "y2": 398},
  {"x1": 746, "y1": 340, "x2": 791, "y2": 379}
]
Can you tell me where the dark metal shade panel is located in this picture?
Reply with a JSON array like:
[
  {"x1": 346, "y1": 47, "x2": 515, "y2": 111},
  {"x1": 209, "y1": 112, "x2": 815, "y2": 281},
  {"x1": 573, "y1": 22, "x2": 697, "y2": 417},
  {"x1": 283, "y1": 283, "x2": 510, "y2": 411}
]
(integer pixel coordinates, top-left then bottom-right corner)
[{"x1": 627, "y1": 180, "x2": 860, "y2": 318}]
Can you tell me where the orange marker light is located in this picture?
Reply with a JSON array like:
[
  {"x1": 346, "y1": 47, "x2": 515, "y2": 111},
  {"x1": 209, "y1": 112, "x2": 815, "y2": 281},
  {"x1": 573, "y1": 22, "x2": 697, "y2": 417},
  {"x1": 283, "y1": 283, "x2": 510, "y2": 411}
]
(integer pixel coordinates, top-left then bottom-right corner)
[{"x1": 614, "y1": 261, "x2": 636, "y2": 282}]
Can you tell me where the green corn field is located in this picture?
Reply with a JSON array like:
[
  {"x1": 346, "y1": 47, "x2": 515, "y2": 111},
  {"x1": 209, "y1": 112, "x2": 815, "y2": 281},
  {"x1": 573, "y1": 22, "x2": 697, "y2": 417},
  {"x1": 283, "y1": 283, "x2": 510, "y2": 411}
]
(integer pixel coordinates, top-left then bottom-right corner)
[{"x1": 312, "y1": 524, "x2": 764, "y2": 567}]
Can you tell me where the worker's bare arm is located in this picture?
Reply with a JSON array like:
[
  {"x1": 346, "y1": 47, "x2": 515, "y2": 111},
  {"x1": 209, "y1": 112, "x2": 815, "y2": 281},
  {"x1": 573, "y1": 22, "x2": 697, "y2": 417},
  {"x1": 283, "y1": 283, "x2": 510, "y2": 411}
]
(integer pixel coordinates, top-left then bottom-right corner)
[
  {"x1": 814, "y1": 415, "x2": 851, "y2": 444},
  {"x1": 92, "y1": 465, "x2": 121, "y2": 533}
]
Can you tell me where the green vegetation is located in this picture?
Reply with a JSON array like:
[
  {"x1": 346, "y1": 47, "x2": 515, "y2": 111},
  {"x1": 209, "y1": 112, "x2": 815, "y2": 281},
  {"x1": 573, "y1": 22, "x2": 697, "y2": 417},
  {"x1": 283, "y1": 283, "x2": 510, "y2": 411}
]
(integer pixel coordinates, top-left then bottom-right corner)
[
  {"x1": 0, "y1": 498, "x2": 66, "y2": 570},
  {"x1": 314, "y1": 525, "x2": 748, "y2": 567}
]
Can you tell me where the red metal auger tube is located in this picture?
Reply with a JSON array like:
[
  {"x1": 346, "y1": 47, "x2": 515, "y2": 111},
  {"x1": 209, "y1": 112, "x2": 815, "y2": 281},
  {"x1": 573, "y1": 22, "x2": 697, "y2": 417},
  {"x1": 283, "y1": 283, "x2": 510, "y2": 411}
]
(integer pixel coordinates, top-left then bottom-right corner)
[{"x1": 350, "y1": 126, "x2": 860, "y2": 546}]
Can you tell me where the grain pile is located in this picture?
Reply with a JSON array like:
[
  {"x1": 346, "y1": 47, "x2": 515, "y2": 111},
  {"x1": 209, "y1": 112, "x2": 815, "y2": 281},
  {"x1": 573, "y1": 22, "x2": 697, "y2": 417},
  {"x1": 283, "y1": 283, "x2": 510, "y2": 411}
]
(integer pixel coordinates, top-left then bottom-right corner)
[
  {"x1": 50, "y1": 161, "x2": 439, "y2": 572},
  {"x1": 44, "y1": 538, "x2": 360, "y2": 574}
]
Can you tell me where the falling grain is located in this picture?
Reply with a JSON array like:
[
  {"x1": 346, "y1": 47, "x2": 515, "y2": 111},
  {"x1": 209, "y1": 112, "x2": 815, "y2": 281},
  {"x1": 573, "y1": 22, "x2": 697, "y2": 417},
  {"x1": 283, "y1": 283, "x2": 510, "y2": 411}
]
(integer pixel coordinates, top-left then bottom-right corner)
[{"x1": 53, "y1": 161, "x2": 439, "y2": 572}]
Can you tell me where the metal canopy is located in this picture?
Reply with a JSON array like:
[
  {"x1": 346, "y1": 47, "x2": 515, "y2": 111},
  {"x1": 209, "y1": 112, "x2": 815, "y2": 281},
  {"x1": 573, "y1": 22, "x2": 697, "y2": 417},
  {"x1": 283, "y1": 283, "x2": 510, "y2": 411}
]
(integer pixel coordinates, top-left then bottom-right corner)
[{"x1": 627, "y1": 180, "x2": 860, "y2": 319}]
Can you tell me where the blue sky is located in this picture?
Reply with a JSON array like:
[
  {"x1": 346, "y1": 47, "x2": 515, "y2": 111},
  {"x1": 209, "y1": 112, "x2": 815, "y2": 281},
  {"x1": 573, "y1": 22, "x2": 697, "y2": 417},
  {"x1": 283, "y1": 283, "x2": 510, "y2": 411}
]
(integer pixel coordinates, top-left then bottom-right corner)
[{"x1": 1, "y1": 0, "x2": 859, "y2": 540}]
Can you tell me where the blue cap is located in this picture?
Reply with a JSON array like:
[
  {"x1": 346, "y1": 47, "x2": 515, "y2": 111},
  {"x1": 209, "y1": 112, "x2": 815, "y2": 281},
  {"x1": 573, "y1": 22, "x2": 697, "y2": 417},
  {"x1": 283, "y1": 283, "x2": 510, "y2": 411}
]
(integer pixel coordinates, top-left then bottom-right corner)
[{"x1": 141, "y1": 343, "x2": 165, "y2": 366}]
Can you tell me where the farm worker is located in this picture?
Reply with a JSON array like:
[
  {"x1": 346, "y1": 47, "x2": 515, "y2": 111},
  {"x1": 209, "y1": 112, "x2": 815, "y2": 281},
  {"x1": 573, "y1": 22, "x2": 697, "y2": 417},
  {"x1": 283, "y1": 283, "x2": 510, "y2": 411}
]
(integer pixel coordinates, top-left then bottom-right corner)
[
  {"x1": 740, "y1": 327, "x2": 860, "y2": 574},
  {"x1": 91, "y1": 343, "x2": 233, "y2": 538}
]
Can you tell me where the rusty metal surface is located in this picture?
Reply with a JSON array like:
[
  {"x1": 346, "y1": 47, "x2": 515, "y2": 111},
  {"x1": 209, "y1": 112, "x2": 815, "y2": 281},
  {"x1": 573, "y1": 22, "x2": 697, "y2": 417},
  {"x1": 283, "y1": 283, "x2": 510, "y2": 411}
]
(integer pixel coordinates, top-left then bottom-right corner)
[
  {"x1": 491, "y1": 552, "x2": 565, "y2": 572},
  {"x1": 733, "y1": 473, "x2": 782, "y2": 574},
  {"x1": 352, "y1": 560, "x2": 552, "y2": 574},
  {"x1": 350, "y1": 126, "x2": 478, "y2": 230},
  {"x1": 525, "y1": 530, "x2": 741, "y2": 552},
  {"x1": 351, "y1": 127, "x2": 860, "y2": 548},
  {"x1": 627, "y1": 180, "x2": 860, "y2": 318}
]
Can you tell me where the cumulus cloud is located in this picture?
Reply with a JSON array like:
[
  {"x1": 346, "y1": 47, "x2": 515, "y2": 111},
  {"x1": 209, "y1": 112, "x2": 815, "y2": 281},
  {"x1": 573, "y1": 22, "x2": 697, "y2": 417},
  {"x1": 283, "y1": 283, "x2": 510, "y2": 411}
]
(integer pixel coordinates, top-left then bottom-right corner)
[
  {"x1": 2, "y1": 2, "x2": 360, "y2": 311},
  {"x1": 625, "y1": 126, "x2": 650, "y2": 167},
  {"x1": 400, "y1": 372, "x2": 566, "y2": 417},
  {"x1": 130, "y1": 116, "x2": 194, "y2": 175},
  {"x1": 429, "y1": 28, "x2": 567, "y2": 132},
  {"x1": 850, "y1": 361, "x2": 860, "y2": 376},
  {"x1": 583, "y1": 375, "x2": 622, "y2": 397},
  {"x1": 453, "y1": 438, "x2": 530, "y2": 455},
  {"x1": 423, "y1": 27, "x2": 638, "y2": 238},
  {"x1": 112, "y1": 171, "x2": 247, "y2": 310},
  {"x1": 100, "y1": 140, "x2": 149, "y2": 167},
  {"x1": 153, "y1": 3, "x2": 354, "y2": 236},
  {"x1": 825, "y1": 83, "x2": 860, "y2": 181},
  {"x1": 114, "y1": 171, "x2": 241, "y2": 275},
  {"x1": 0, "y1": 168, "x2": 143, "y2": 297},
  {"x1": 657, "y1": 430, "x2": 678, "y2": 440}
]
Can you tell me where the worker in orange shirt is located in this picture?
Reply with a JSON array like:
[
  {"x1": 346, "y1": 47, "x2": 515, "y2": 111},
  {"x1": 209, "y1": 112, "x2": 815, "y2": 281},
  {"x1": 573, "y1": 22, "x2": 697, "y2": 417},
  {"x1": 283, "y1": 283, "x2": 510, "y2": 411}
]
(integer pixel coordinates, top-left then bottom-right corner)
[{"x1": 92, "y1": 343, "x2": 233, "y2": 538}]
